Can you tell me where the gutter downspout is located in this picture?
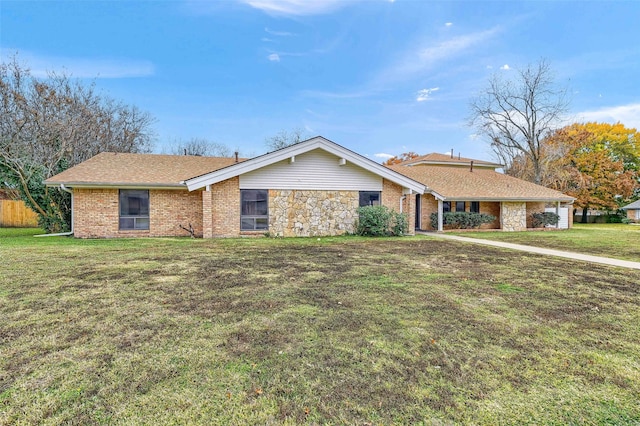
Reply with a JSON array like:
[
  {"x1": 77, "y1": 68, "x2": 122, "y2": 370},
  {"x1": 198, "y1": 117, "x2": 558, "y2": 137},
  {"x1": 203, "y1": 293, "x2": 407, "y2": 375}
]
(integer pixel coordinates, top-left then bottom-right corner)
[{"x1": 35, "y1": 184, "x2": 74, "y2": 237}]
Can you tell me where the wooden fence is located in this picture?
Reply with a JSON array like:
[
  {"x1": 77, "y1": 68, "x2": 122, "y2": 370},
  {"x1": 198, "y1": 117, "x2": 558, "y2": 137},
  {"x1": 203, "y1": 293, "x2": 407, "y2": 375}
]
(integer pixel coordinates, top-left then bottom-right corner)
[{"x1": 0, "y1": 200, "x2": 39, "y2": 228}]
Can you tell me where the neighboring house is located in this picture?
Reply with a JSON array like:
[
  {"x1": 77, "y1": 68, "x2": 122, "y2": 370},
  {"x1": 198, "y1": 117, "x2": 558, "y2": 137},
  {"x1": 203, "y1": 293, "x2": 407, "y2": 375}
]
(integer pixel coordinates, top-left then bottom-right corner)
[
  {"x1": 44, "y1": 137, "x2": 574, "y2": 238},
  {"x1": 388, "y1": 153, "x2": 574, "y2": 231},
  {"x1": 621, "y1": 200, "x2": 640, "y2": 222}
]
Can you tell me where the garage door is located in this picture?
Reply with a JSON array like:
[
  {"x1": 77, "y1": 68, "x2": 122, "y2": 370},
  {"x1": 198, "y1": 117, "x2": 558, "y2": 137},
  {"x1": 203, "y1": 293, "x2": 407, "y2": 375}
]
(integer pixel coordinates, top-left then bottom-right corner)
[{"x1": 545, "y1": 207, "x2": 569, "y2": 229}]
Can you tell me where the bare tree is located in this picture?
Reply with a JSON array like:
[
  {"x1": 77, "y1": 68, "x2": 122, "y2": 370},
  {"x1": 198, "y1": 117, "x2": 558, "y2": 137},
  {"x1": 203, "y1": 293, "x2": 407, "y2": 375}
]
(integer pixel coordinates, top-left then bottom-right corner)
[
  {"x1": 0, "y1": 55, "x2": 155, "y2": 232},
  {"x1": 265, "y1": 128, "x2": 309, "y2": 151},
  {"x1": 469, "y1": 60, "x2": 569, "y2": 184},
  {"x1": 170, "y1": 138, "x2": 232, "y2": 157}
]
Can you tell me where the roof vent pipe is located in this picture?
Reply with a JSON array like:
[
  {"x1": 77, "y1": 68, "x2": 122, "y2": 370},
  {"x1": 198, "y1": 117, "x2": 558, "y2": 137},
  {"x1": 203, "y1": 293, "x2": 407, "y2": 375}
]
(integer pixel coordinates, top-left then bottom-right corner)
[
  {"x1": 450, "y1": 149, "x2": 454, "y2": 159},
  {"x1": 234, "y1": 151, "x2": 239, "y2": 163},
  {"x1": 458, "y1": 153, "x2": 461, "y2": 160},
  {"x1": 470, "y1": 160, "x2": 474, "y2": 173}
]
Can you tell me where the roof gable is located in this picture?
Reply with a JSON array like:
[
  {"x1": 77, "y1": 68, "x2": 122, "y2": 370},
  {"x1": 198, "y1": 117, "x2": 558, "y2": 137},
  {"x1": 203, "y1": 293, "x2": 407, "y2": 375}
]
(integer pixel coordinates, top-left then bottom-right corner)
[{"x1": 184, "y1": 136, "x2": 426, "y2": 193}]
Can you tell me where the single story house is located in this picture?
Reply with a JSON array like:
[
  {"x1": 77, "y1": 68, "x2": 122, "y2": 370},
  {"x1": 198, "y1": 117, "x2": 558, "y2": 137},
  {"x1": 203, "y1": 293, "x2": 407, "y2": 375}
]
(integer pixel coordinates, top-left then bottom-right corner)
[
  {"x1": 45, "y1": 136, "x2": 574, "y2": 238},
  {"x1": 388, "y1": 153, "x2": 574, "y2": 231},
  {"x1": 621, "y1": 200, "x2": 640, "y2": 222}
]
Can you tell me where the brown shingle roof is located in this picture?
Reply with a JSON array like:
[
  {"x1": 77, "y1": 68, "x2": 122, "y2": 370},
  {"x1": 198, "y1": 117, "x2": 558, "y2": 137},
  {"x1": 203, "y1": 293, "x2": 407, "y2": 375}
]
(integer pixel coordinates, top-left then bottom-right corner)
[
  {"x1": 45, "y1": 152, "x2": 244, "y2": 187},
  {"x1": 400, "y1": 152, "x2": 502, "y2": 168},
  {"x1": 389, "y1": 164, "x2": 573, "y2": 202}
]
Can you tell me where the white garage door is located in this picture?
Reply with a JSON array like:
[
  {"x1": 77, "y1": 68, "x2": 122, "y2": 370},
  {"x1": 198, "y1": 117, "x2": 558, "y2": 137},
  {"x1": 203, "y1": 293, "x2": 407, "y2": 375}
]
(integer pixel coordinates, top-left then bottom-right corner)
[{"x1": 545, "y1": 207, "x2": 569, "y2": 229}]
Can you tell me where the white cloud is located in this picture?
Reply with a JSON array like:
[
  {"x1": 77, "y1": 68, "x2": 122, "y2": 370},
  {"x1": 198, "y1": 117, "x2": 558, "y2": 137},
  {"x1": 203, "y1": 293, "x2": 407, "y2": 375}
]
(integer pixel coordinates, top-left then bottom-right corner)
[
  {"x1": 575, "y1": 103, "x2": 640, "y2": 130},
  {"x1": 2, "y1": 49, "x2": 154, "y2": 78},
  {"x1": 268, "y1": 53, "x2": 281, "y2": 62},
  {"x1": 445, "y1": 22, "x2": 453, "y2": 27},
  {"x1": 374, "y1": 153, "x2": 394, "y2": 159},
  {"x1": 242, "y1": 0, "x2": 345, "y2": 16},
  {"x1": 500, "y1": 64, "x2": 510, "y2": 70},
  {"x1": 380, "y1": 26, "x2": 501, "y2": 82},
  {"x1": 416, "y1": 87, "x2": 439, "y2": 102},
  {"x1": 264, "y1": 27, "x2": 295, "y2": 37}
]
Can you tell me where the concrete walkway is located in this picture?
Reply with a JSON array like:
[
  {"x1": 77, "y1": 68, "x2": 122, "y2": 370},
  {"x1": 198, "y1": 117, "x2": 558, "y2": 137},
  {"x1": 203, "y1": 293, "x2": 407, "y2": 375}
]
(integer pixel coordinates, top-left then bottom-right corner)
[{"x1": 419, "y1": 232, "x2": 640, "y2": 270}]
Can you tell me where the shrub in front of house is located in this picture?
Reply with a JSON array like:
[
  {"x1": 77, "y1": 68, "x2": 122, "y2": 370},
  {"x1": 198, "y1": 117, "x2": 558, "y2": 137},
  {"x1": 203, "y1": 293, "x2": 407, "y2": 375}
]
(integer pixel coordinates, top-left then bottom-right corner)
[
  {"x1": 531, "y1": 212, "x2": 560, "y2": 228},
  {"x1": 430, "y1": 212, "x2": 497, "y2": 230},
  {"x1": 357, "y1": 206, "x2": 408, "y2": 236}
]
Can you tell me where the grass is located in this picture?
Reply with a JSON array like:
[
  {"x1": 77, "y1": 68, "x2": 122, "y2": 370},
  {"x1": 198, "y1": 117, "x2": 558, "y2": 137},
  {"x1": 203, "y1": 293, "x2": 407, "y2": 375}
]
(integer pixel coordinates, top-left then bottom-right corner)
[
  {"x1": 1, "y1": 229, "x2": 640, "y2": 424},
  {"x1": 450, "y1": 223, "x2": 640, "y2": 262}
]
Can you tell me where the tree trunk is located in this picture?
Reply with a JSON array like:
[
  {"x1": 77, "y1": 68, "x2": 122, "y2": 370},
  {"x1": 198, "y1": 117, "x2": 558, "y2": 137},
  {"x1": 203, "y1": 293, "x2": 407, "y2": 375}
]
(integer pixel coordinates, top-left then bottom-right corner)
[{"x1": 581, "y1": 206, "x2": 589, "y2": 224}]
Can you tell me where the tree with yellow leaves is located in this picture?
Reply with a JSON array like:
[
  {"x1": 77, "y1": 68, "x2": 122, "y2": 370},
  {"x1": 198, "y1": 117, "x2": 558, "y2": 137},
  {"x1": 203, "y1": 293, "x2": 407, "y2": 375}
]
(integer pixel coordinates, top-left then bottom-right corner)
[{"x1": 534, "y1": 122, "x2": 639, "y2": 223}]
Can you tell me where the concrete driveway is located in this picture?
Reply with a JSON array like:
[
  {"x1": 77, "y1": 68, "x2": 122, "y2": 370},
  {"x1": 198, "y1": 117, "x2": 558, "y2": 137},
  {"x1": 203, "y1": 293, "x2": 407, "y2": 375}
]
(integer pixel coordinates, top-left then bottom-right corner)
[{"x1": 420, "y1": 232, "x2": 640, "y2": 270}]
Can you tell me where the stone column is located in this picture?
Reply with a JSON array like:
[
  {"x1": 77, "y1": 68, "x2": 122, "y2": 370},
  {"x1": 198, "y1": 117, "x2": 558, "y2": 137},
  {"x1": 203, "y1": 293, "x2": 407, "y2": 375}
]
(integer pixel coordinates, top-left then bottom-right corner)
[{"x1": 501, "y1": 202, "x2": 527, "y2": 231}]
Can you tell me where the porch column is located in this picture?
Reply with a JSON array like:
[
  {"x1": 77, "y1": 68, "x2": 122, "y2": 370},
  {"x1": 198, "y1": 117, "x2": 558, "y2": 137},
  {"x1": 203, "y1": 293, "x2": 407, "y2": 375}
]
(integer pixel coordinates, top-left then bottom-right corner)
[
  {"x1": 202, "y1": 185, "x2": 213, "y2": 239},
  {"x1": 437, "y1": 199, "x2": 444, "y2": 232},
  {"x1": 556, "y1": 201, "x2": 561, "y2": 229}
]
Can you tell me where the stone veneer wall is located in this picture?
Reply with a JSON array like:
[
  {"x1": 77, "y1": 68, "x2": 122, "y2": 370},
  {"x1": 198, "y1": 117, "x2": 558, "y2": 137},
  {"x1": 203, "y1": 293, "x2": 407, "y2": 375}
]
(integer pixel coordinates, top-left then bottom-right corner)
[
  {"x1": 269, "y1": 190, "x2": 358, "y2": 237},
  {"x1": 501, "y1": 201, "x2": 527, "y2": 232}
]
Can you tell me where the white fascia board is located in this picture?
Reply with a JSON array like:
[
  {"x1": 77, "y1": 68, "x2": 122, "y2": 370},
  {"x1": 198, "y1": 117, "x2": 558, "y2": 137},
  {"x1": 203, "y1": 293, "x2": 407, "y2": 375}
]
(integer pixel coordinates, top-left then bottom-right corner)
[
  {"x1": 429, "y1": 190, "x2": 446, "y2": 201},
  {"x1": 185, "y1": 136, "x2": 427, "y2": 194}
]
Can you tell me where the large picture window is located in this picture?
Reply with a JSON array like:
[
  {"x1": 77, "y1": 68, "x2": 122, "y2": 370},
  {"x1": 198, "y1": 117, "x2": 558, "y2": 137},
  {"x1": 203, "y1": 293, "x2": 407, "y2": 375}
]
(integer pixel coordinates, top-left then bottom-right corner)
[
  {"x1": 119, "y1": 189, "x2": 149, "y2": 230},
  {"x1": 241, "y1": 189, "x2": 269, "y2": 231},
  {"x1": 359, "y1": 191, "x2": 381, "y2": 207}
]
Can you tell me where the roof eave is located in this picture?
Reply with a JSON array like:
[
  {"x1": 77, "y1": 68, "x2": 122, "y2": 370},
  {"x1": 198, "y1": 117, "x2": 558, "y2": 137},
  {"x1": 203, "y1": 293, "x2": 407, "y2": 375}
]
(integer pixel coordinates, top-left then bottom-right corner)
[
  {"x1": 437, "y1": 196, "x2": 575, "y2": 202},
  {"x1": 45, "y1": 182, "x2": 187, "y2": 190}
]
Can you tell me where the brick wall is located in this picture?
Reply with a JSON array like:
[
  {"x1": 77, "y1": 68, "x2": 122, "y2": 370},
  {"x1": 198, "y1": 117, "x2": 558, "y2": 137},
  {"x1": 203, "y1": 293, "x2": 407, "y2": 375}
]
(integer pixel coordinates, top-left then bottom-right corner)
[
  {"x1": 526, "y1": 202, "x2": 546, "y2": 228},
  {"x1": 381, "y1": 179, "x2": 415, "y2": 235},
  {"x1": 211, "y1": 177, "x2": 241, "y2": 237},
  {"x1": 73, "y1": 188, "x2": 202, "y2": 238}
]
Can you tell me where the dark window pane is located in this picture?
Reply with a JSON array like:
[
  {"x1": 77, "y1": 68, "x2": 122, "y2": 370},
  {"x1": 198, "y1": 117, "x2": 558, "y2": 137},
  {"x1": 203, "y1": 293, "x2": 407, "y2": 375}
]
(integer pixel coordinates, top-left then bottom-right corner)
[
  {"x1": 471, "y1": 202, "x2": 480, "y2": 213},
  {"x1": 134, "y1": 218, "x2": 149, "y2": 230},
  {"x1": 119, "y1": 190, "x2": 150, "y2": 230},
  {"x1": 456, "y1": 201, "x2": 465, "y2": 212},
  {"x1": 359, "y1": 191, "x2": 381, "y2": 207},
  {"x1": 443, "y1": 202, "x2": 451, "y2": 212},
  {"x1": 241, "y1": 189, "x2": 269, "y2": 230},
  {"x1": 119, "y1": 218, "x2": 134, "y2": 229}
]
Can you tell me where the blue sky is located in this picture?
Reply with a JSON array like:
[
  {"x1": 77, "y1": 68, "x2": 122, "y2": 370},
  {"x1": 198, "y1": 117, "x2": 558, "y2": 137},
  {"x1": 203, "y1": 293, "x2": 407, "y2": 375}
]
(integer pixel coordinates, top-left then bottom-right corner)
[{"x1": 1, "y1": 0, "x2": 639, "y2": 161}]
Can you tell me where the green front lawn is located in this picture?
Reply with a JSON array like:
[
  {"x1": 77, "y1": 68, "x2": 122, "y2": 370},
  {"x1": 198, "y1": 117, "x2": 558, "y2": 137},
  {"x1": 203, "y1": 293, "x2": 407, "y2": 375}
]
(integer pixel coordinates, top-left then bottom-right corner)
[
  {"x1": 1, "y1": 232, "x2": 639, "y2": 424},
  {"x1": 451, "y1": 223, "x2": 640, "y2": 261}
]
